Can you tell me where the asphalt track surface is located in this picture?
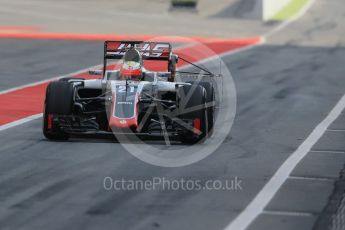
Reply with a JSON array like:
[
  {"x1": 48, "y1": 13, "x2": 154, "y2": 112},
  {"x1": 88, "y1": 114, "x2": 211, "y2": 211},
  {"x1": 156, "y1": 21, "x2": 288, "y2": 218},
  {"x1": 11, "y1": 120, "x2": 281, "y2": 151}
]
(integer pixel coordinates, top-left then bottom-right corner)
[{"x1": 1, "y1": 0, "x2": 345, "y2": 230}]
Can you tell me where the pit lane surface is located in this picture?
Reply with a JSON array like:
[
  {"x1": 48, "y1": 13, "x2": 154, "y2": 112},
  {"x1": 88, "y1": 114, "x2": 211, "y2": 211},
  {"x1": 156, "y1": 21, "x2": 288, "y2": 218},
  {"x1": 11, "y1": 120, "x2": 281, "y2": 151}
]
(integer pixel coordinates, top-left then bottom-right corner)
[{"x1": 1, "y1": 0, "x2": 345, "y2": 229}]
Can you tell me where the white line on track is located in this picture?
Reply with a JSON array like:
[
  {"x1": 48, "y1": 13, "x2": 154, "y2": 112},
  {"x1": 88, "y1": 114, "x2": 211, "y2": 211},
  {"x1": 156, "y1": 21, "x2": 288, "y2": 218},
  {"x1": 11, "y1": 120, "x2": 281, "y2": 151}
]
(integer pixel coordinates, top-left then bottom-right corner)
[
  {"x1": 310, "y1": 150, "x2": 345, "y2": 154},
  {"x1": 225, "y1": 93, "x2": 345, "y2": 230},
  {"x1": 327, "y1": 129, "x2": 345, "y2": 132},
  {"x1": 289, "y1": 176, "x2": 334, "y2": 181},
  {"x1": 262, "y1": 210, "x2": 315, "y2": 217},
  {"x1": 0, "y1": 64, "x2": 102, "y2": 95},
  {"x1": 224, "y1": 0, "x2": 335, "y2": 229},
  {"x1": 0, "y1": 113, "x2": 43, "y2": 132}
]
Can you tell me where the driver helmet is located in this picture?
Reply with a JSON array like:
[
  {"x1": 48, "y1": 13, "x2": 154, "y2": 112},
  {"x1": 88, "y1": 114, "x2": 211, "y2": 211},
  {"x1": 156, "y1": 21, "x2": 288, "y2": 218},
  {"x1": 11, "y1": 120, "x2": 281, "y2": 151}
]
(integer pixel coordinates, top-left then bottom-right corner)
[{"x1": 120, "y1": 48, "x2": 143, "y2": 81}]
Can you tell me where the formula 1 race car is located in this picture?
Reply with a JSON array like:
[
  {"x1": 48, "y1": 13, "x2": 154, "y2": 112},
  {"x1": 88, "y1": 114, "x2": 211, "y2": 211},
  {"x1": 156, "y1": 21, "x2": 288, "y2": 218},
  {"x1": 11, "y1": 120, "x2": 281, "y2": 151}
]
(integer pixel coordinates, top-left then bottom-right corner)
[{"x1": 43, "y1": 40, "x2": 218, "y2": 144}]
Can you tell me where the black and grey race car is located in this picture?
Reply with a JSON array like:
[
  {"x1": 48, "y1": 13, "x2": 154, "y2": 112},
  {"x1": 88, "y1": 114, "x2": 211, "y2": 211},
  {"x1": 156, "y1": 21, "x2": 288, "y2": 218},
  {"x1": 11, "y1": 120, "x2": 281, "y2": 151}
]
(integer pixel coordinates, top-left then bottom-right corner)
[{"x1": 43, "y1": 40, "x2": 219, "y2": 144}]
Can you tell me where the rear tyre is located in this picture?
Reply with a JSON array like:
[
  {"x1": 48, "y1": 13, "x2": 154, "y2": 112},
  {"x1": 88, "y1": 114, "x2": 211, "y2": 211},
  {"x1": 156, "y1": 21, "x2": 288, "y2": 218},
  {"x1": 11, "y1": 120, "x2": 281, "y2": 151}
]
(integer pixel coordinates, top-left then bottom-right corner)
[
  {"x1": 43, "y1": 81, "x2": 74, "y2": 140},
  {"x1": 186, "y1": 81, "x2": 215, "y2": 132},
  {"x1": 196, "y1": 82, "x2": 215, "y2": 132},
  {"x1": 178, "y1": 84, "x2": 208, "y2": 144}
]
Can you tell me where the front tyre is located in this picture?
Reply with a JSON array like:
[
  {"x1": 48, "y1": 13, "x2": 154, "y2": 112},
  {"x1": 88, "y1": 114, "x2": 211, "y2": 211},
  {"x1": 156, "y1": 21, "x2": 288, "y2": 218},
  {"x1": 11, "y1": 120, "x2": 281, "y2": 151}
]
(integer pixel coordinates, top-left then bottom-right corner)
[{"x1": 43, "y1": 81, "x2": 74, "y2": 140}]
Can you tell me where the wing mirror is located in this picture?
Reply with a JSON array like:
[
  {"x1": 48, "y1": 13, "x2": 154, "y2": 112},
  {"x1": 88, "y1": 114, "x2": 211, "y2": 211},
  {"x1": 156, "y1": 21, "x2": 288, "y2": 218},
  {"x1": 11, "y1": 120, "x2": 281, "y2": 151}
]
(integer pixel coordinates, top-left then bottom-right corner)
[{"x1": 88, "y1": 70, "x2": 102, "y2": 75}]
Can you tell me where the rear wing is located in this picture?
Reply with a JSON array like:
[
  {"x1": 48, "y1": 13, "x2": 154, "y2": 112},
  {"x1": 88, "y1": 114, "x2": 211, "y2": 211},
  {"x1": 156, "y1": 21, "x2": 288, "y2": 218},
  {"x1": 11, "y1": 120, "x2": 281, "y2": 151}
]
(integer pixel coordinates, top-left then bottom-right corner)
[
  {"x1": 104, "y1": 40, "x2": 171, "y2": 61},
  {"x1": 103, "y1": 40, "x2": 177, "y2": 79}
]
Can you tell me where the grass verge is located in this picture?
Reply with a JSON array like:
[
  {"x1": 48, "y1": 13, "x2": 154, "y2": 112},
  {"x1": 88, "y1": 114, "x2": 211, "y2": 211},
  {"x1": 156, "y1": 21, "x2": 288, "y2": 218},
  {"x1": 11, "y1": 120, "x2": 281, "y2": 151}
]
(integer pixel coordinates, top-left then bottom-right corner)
[{"x1": 271, "y1": 0, "x2": 310, "y2": 21}]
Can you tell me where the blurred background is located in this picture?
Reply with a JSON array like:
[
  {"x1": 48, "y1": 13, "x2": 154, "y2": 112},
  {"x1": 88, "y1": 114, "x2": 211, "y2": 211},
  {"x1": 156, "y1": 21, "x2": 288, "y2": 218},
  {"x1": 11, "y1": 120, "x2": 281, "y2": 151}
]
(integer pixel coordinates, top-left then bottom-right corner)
[{"x1": 0, "y1": 0, "x2": 345, "y2": 230}]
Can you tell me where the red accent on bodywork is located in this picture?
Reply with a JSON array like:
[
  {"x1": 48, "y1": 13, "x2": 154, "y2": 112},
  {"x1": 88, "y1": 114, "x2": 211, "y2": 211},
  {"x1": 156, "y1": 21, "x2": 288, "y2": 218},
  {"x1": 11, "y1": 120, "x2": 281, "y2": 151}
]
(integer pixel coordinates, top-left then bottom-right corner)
[
  {"x1": 108, "y1": 93, "x2": 139, "y2": 129},
  {"x1": 193, "y1": 118, "x2": 201, "y2": 133},
  {"x1": 109, "y1": 117, "x2": 138, "y2": 129},
  {"x1": 47, "y1": 114, "x2": 53, "y2": 129},
  {"x1": 105, "y1": 41, "x2": 171, "y2": 58},
  {"x1": 119, "y1": 67, "x2": 142, "y2": 79}
]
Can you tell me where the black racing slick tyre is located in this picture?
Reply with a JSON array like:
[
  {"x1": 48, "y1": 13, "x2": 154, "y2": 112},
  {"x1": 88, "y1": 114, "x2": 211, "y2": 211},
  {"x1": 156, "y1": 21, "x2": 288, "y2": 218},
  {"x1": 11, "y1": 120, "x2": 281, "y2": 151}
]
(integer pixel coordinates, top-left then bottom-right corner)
[
  {"x1": 196, "y1": 82, "x2": 215, "y2": 132},
  {"x1": 178, "y1": 84, "x2": 208, "y2": 144},
  {"x1": 43, "y1": 81, "x2": 74, "y2": 140},
  {"x1": 186, "y1": 81, "x2": 215, "y2": 132}
]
